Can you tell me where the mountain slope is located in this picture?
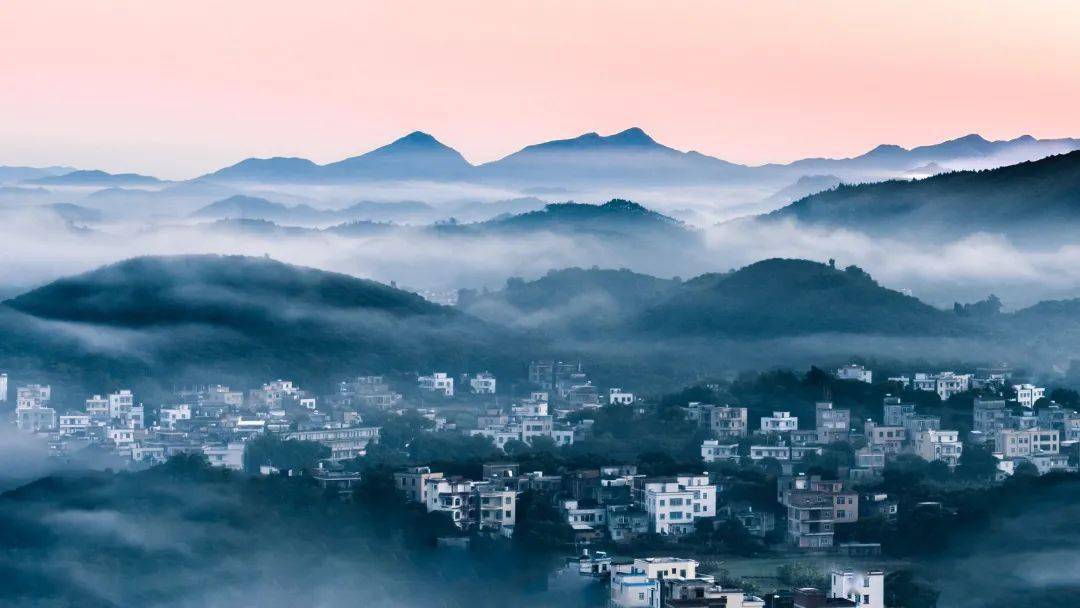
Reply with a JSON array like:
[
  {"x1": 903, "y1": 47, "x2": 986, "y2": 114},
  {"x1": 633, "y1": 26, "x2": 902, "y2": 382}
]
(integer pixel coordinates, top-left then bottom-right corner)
[
  {"x1": 479, "y1": 127, "x2": 748, "y2": 185},
  {"x1": 762, "y1": 150, "x2": 1080, "y2": 236},
  {"x1": 473, "y1": 199, "x2": 692, "y2": 241},
  {"x1": 322, "y1": 131, "x2": 473, "y2": 180},
  {"x1": 636, "y1": 258, "x2": 960, "y2": 337},
  {"x1": 26, "y1": 169, "x2": 163, "y2": 187},
  {"x1": 1, "y1": 255, "x2": 526, "y2": 387}
]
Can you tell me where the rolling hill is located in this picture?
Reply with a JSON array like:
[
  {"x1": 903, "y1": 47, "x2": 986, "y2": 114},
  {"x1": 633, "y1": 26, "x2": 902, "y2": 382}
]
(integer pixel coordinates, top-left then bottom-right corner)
[
  {"x1": 26, "y1": 169, "x2": 164, "y2": 187},
  {"x1": 761, "y1": 150, "x2": 1080, "y2": 237}
]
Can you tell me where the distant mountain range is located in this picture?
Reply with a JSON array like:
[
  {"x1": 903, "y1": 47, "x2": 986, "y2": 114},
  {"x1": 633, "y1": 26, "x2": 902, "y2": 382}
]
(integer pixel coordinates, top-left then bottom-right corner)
[
  {"x1": 26, "y1": 169, "x2": 164, "y2": 187},
  {"x1": 760, "y1": 149, "x2": 1080, "y2": 238},
  {"x1": 190, "y1": 129, "x2": 1080, "y2": 188}
]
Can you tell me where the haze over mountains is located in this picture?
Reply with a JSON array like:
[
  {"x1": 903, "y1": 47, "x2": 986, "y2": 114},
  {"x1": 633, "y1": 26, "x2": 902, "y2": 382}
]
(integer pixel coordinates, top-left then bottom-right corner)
[{"x1": 7, "y1": 254, "x2": 1080, "y2": 395}]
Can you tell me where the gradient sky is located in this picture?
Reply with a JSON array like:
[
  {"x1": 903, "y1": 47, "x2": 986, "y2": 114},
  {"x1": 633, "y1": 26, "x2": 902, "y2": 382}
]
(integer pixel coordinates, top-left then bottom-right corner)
[{"x1": 2, "y1": 0, "x2": 1079, "y2": 178}]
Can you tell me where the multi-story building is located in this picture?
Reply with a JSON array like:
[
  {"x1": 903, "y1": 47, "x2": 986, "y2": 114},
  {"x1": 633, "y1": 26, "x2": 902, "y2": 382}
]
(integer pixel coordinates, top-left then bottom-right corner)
[
  {"x1": 779, "y1": 476, "x2": 857, "y2": 549},
  {"x1": 159, "y1": 404, "x2": 192, "y2": 430},
  {"x1": 567, "y1": 382, "x2": 600, "y2": 408},
  {"x1": 882, "y1": 396, "x2": 915, "y2": 427},
  {"x1": 636, "y1": 475, "x2": 716, "y2": 535},
  {"x1": 815, "y1": 402, "x2": 850, "y2": 444},
  {"x1": 995, "y1": 428, "x2": 1060, "y2": 458},
  {"x1": 339, "y1": 376, "x2": 399, "y2": 408},
  {"x1": 973, "y1": 398, "x2": 1009, "y2": 436},
  {"x1": 58, "y1": 414, "x2": 91, "y2": 436},
  {"x1": 16, "y1": 384, "x2": 51, "y2": 408},
  {"x1": 835, "y1": 364, "x2": 872, "y2": 384},
  {"x1": 284, "y1": 425, "x2": 380, "y2": 460},
  {"x1": 710, "y1": 406, "x2": 748, "y2": 440},
  {"x1": 1012, "y1": 384, "x2": 1046, "y2": 408},
  {"x1": 606, "y1": 505, "x2": 650, "y2": 542},
  {"x1": 901, "y1": 414, "x2": 941, "y2": 437},
  {"x1": 609, "y1": 388, "x2": 635, "y2": 406},
  {"x1": 0, "y1": 372, "x2": 7, "y2": 402},
  {"x1": 913, "y1": 372, "x2": 972, "y2": 400},
  {"x1": 760, "y1": 411, "x2": 798, "y2": 433},
  {"x1": 16, "y1": 404, "x2": 57, "y2": 432},
  {"x1": 830, "y1": 570, "x2": 885, "y2": 608},
  {"x1": 468, "y1": 372, "x2": 497, "y2": 395},
  {"x1": 418, "y1": 372, "x2": 454, "y2": 397},
  {"x1": 609, "y1": 558, "x2": 699, "y2": 608},
  {"x1": 863, "y1": 421, "x2": 905, "y2": 455},
  {"x1": 423, "y1": 477, "x2": 516, "y2": 533},
  {"x1": 914, "y1": 430, "x2": 963, "y2": 468},
  {"x1": 701, "y1": 440, "x2": 739, "y2": 463},
  {"x1": 85, "y1": 395, "x2": 110, "y2": 421},
  {"x1": 658, "y1": 578, "x2": 765, "y2": 608},
  {"x1": 395, "y1": 466, "x2": 447, "y2": 503},
  {"x1": 202, "y1": 443, "x2": 244, "y2": 470}
]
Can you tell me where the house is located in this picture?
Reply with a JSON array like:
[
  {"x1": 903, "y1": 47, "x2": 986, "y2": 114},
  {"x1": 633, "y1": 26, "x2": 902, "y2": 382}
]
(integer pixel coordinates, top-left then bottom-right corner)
[
  {"x1": 16, "y1": 384, "x2": 51, "y2": 408},
  {"x1": 710, "y1": 406, "x2": 749, "y2": 439},
  {"x1": 835, "y1": 364, "x2": 872, "y2": 384},
  {"x1": 567, "y1": 382, "x2": 601, "y2": 408},
  {"x1": 658, "y1": 578, "x2": 765, "y2": 608},
  {"x1": 881, "y1": 396, "x2": 915, "y2": 426},
  {"x1": 859, "y1": 493, "x2": 898, "y2": 522},
  {"x1": 17, "y1": 405, "x2": 57, "y2": 433},
  {"x1": 469, "y1": 372, "x2": 497, "y2": 394},
  {"x1": 58, "y1": 414, "x2": 91, "y2": 436},
  {"x1": 1012, "y1": 384, "x2": 1045, "y2": 408},
  {"x1": 761, "y1": 411, "x2": 798, "y2": 433},
  {"x1": 418, "y1": 372, "x2": 454, "y2": 397},
  {"x1": 284, "y1": 425, "x2": 380, "y2": 460},
  {"x1": 718, "y1": 503, "x2": 776, "y2": 537},
  {"x1": 159, "y1": 404, "x2": 192, "y2": 430},
  {"x1": 913, "y1": 372, "x2": 972, "y2": 400},
  {"x1": 779, "y1": 476, "x2": 857, "y2": 549},
  {"x1": 423, "y1": 476, "x2": 516, "y2": 534},
  {"x1": 606, "y1": 504, "x2": 650, "y2": 542},
  {"x1": 830, "y1": 570, "x2": 884, "y2": 608},
  {"x1": 914, "y1": 430, "x2": 963, "y2": 468},
  {"x1": 635, "y1": 475, "x2": 716, "y2": 535},
  {"x1": 994, "y1": 428, "x2": 1059, "y2": 458},
  {"x1": 339, "y1": 376, "x2": 399, "y2": 408},
  {"x1": 815, "y1": 402, "x2": 850, "y2": 444},
  {"x1": 973, "y1": 398, "x2": 1009, "y2": 435},
  {"x1": 863, "y1": 421, "x2": 905, "y2": 455},
  {"x1": 395, "y1": 466, "x2": 446, "y2": 503},
  {"x1": 85, "y1": 395, "x2": 110, "y2": 421},
  {"x1": 609, "y1": 388, "x2": 635, "y2": 405},
  {"x1": 701, "y1": 440, "x2": 740, "y2": 463},
  {"x1": 750, "y1": 445, "x2": 791, "y2": 461},
  {"x1": 202, "y1": 442, "x2": 245, "y2": 470},
  {"x1": 0, "y1": 372, "x2": 6, "y2": 402}
]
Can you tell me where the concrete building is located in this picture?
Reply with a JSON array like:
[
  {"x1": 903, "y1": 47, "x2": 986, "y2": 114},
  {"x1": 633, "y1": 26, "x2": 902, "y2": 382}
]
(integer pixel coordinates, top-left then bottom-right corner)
[
  {"x1": 16, "y1": 405, "x2": 57, "y2": 432},
  {"x1": 815, "y1": 402, "x2": 850, "y2": 444},
  {"x1": 914, "y1": 430, "x2": 963, "y2": 468},
  {"x1": 284, "y1": 426, "x2": 380, "y2": 460},
  {"x1": 882, "y1": 396, "x2": 915, "y2": 427},
  {"x1": 761, "y1": 411, "x2": 798, "y2": 433},
  {"x1": 395, "y1": 466, "x2": 446, "y2": 503},
  {"x1": 779, "y1": 476, "x2": 857, "y2": 549},
  {"x1": 863, "y1": 421, "x2": 905, "y2": 455},
  {"x1": 609, "y1": 387, "x2": 635, "y2": 406},
  {"x1": 835, "y1": 364, "x2": 872, "y2": 384},
  {"x1": 636, "y1": 475, "x2": 716, "y2": 535},
  {"x1": 16, "y1": 384, "x2": 51, "y2": 408},
  {"x1": 658, "y1": 578, "x2": 765, "y2": 608},
  {"x1": 202, "y1": 443, "x2": 245, "y2": 470},
  {"x1": 418, "y1": 372, "x2": 454, "y2": 397},
  {"x1": 469, "y1": 372, "x2": 497, "y2": 395},
  {"x1": 0, "y1": 372, "x2": 7, "y2": 402},
  {"x1": 973, "y1": 399, "x2": 1009, "y2": 436},
  {"x1": 710, "y1": 406, "x2": 748, "y2": 440},
  {"x1": 995, "y1": 428, "x2": 1060, "y2": 458},
  {"x1": 701, "y1": 440, "x2": 739, "y2": 463},
  {"x1": 1012, "y1": 384, "x2": 1045, "y2": 408},
  {"x1": 423, "y1": 477, "x2": 516, "y2": 533},
  {"x1": 830, "y1": 570, "x2": 885, "y2": 608},
  {"x1": 58, "y1": 414, "x2": 91, "y2": 436},
  {"x1": 913, "y1": 372, "x2": 972, "y2": 400}
]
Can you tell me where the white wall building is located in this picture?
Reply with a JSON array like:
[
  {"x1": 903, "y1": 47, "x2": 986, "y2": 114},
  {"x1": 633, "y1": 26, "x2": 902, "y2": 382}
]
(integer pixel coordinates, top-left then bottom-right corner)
[
  {"x1": 469, "y1": 372, "x2": 497, "y2": 394},
  {"x1": 203, "y1": 443, "x2": 245, "y2": 470},
  {"x1": 609, "y1": 388, "x2": 635, "y2": 406},
  {"x1": 914, "y1": 430, "x2": 963, "y2": 468},
  {"x1": 0, "y1": 372, "x2": 7, "y2": 402},
  {"x1": 836, "y1": 364, "x2": 872, "y2": 384},
  {"x1": 830, "y1": 570, "x2": 885, "y2": 608},
  {"x1": 418, "y1": 372, "x2": 454, "y2": 397},
  {"x1": 760, "y1": 411, "x2": 798, "y2": 433},
  {"x1": 1012, "y1": 384, "x2": 1046, "y2": 408},
  {"x1": 638, "y1": 475, "x2": 715, "y2": 535},
  {"x1": 701, "y1": 440, "x2": 739, "y2": 462}
]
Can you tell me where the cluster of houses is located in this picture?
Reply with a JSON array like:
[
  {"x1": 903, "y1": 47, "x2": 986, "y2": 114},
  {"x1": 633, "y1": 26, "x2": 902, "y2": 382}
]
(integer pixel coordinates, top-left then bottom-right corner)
[
  {"x1": 5, "y1": 376, "x2": 386, "y2": 471},
  {"x1": 590, "y1": 551, "x2": 886, "y2": 608}
]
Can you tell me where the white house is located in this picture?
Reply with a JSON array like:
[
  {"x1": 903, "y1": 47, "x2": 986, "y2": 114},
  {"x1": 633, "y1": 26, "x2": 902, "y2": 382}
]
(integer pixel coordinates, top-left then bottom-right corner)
[
  {"x1": 638, "y1": 475, "x2": 715, "y2": 535},
  {"x1": 610, "y1": 558, "x2": 699, "y2": 608},
  {"x1": 1012, "y1": 384, "x2": 1046, "y2": 408},
  {"x1": 701, "y1": 440, "x2": 739, "y2": 462},
  {"x1": 202, "y1": 443, "x2": 245, "y2": 470},
  {"x1": 469, "y1": 372, "x2": 497, "y2": 394},
  {"x1": 836, "y1": 364, "x2": 872, "y2": 383},
  {"x1": 914, "y1": 430, "x2": 963, "y2": 468},
  {"x1": 609, "y1": 388, "x2": 635, "y2": 405},
  {"x1": 830, "y1": 569, "x2": 885, "y2": 608},
  {"x1": 760, "y1": 411, "x2": 798, "y2": 433},
  {"x1": 0, "y1": 372, "x2": 7, "y2": 402},
  {"x1": 59, "y1": 414, "x2": 91, "y2": 436},
  {"x1": 418, "y1": 372, "x2": 454, "y2": 397}
]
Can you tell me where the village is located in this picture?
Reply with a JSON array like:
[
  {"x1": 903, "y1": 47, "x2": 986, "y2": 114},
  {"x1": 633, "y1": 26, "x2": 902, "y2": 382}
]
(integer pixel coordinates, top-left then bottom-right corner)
[{"x1": 2, "y1": 361, "x2": 1077, "y2": 607}]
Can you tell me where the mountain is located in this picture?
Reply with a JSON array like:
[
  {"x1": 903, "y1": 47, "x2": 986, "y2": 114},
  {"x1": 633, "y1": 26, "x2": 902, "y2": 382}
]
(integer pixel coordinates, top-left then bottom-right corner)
[
  {"x1": 756, "y1": 174, "x2": 842, "y2": 209},
  {"x1": 192, "y1": 195, "x2": 437, "y2": 225},
  {"x1": 26, "y1": 169, "x2": 163, "y2": 187},
  {"x1": 478, "y1": 127, "x2": 748, "y2": 185},
  {"x1": 47, "y1": 203, "x2": 104, "y2": 224},
  {"x1": 777, "y1": 134, "x2": 1080, "y2": 179},
  {"x1": 201, "y1": 132, "x2": 471, "y2": 183},
  {"x1": 458, "y1": 267, "x2": 680, "y2": 330},
  {"x1": 636, "y1": 258, "x2": 960, "y2": 338},
  {"x1": 1, "y1": 255, "x2": 525, "y2": 387},
  {"x1": 0, "y1": 165, "x2": 75, "y2": 185},
  {"x1": 762, "y1": 150, "x2": 1080, "y2": 237},
  {"x1": 471, "y1": 199, "x2": 692, "y2": 241},
  {"x1": 191, "y1": 195, "x2": 316, "y2": 222},
  {"x1": 322, "y1": 131, "x2": 472, "y2": 181}
]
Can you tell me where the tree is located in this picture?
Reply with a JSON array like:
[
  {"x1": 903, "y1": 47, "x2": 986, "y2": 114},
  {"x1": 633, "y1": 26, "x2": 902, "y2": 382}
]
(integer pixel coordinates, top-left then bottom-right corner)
[
  {"x1": 956, "y1": 442, "x2": 998, "y2": 481},
  {"x1": 885, "y1": 570, "x2": 940, "y2": 608},
  {"x1": 242, "y1": 433, "x2": 330, "y2": 474}
]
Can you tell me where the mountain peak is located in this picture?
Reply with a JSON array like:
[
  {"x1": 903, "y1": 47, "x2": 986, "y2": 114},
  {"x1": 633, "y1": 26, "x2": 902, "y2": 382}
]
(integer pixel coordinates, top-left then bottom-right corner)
[
  {"x1": 393, "y1": 131, "x2": 442, "y2": 146},
  {"x1": 606, "y1": 127, "x2": 657, "y2": 146}
]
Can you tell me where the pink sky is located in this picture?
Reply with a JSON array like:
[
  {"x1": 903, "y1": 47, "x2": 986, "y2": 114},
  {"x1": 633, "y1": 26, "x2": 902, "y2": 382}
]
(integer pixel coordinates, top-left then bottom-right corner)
[{"x1": 2, "y1": 0, "x2": 1079, "y2": 178}]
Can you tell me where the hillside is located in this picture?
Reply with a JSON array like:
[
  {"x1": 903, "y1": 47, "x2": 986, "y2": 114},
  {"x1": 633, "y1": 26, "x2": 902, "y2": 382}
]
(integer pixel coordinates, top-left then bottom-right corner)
[
  {"x1": 475, "y1": 199, "x2": 692, "y2": 241},
  {"x1": 1, "y1": 255, "x2": 525, "y2": 388},
  {"x1": 763, "y1": 151, "x2": 1080, "y2": 236},
  {"x1": 636, "y1": 259, "x2": 961, "y2": 338},
  {"x1": 26, "y1": 169, "x2": 163, "y2": 187},
  {"x1": 458, "y1": 267, "x2": 680, "y2": 330}
]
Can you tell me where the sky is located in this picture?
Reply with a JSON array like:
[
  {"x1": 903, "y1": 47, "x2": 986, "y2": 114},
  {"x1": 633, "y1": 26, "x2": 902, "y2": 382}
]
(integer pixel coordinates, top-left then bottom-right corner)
[{"x1": 1, "y1": 0, "x2": 1079, "y2": 179}]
